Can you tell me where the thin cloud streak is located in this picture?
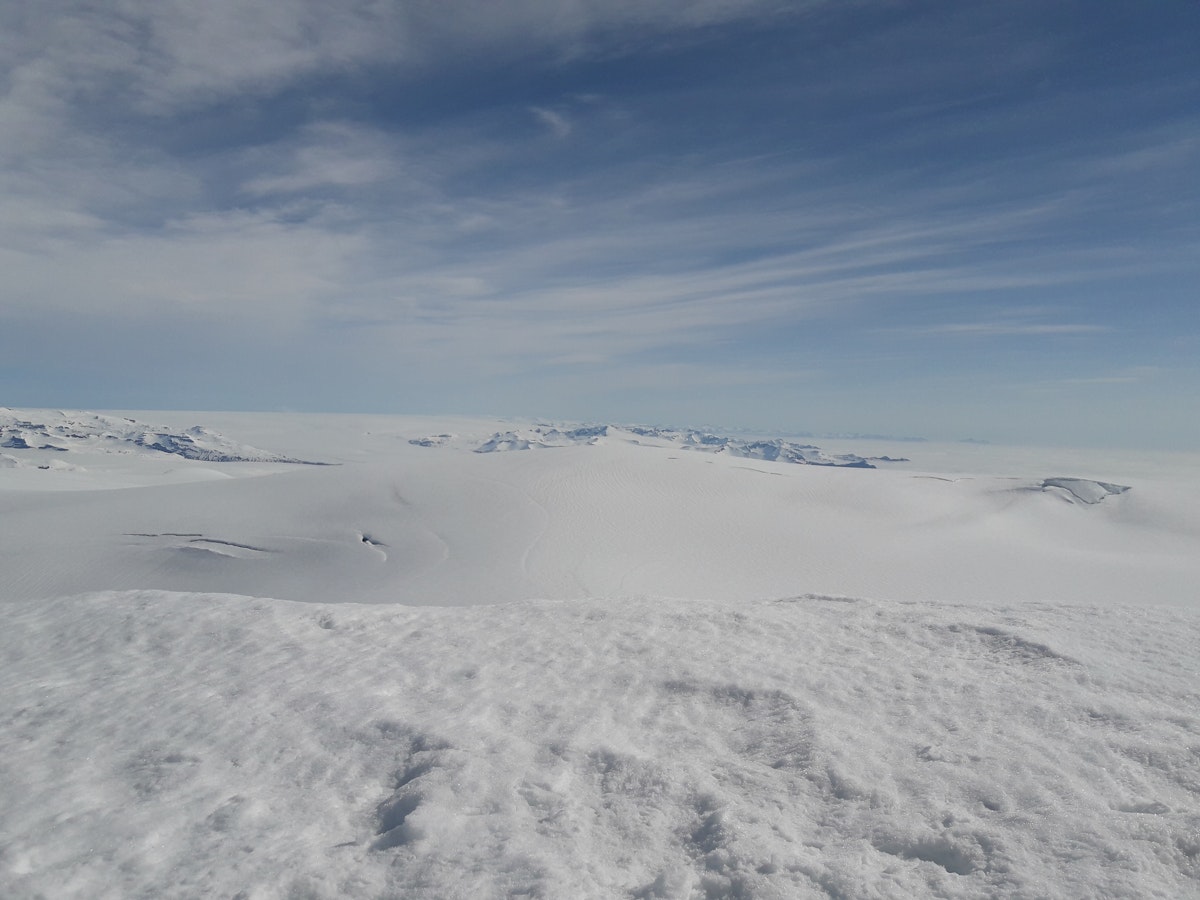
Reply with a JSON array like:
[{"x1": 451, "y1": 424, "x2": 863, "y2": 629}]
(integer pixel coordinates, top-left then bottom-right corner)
[
  {"x1": 530, "y1": 107, "x2": 572, "y2": 139},
  {"x1": 912, "y1": 323, "x2": 1110, "y2": 338}
]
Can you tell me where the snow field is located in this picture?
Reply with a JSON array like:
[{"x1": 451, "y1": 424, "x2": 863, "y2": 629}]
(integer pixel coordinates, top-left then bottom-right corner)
[
  {"x1": 3, "y1": 437, "x2": 1198, "y2": 609},
  {"x1": 3, "y1": 411, "x2": 1200, "y2": 898},
  {"x1": 3, "y1": 590, "x2": 1197, "y2": 899}
]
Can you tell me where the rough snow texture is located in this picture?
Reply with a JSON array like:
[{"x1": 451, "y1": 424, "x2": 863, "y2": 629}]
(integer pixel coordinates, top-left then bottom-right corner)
[
  {"x1": 2, "y1": 410, "x2": 1199, "y2": 899},
  {"x1": 2, "y1": 592, "x2": 1197, "y2": 899}
]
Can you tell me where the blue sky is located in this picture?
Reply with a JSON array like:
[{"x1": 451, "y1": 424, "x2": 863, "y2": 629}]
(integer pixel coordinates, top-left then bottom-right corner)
[{"x1": 2, "y1": 1, "x2": 1197, "y2": 447}]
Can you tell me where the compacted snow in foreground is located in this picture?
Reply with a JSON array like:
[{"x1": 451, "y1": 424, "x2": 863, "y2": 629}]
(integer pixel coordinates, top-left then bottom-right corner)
[
  {"x1": 2, "y1": 411, "x2": 1199, "y2": 898},
  {"x1": 4, "y1": 592, "x2": 1198, "y2": 899}
]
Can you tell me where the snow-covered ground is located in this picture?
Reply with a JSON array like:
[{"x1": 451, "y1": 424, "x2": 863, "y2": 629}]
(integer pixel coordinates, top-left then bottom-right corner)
[{"x1": 2, "y1": 411, "x2": 1198, "y2": 898}]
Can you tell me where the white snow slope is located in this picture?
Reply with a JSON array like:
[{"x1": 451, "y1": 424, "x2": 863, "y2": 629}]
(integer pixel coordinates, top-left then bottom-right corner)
[{"x1": 2, "y1": 411, "x2": 1199, "y2": 899}]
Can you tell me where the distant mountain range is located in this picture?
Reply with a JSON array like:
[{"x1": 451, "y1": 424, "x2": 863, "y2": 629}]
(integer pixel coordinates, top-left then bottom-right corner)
[
  {"x1": 410, "y1": 423, "x2": 909, "y2": 469},
  {"x1": 0, "y1": 409, "x2": 316, "y2": 464}
]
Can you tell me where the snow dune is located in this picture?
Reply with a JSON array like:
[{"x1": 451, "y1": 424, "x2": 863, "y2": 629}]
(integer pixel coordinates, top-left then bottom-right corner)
[{"x1": 1, "y1": 411, "x2": 1199, "y2": 898}]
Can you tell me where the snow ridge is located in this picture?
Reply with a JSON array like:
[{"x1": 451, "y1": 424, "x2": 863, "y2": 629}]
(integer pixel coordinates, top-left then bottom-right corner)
[{"x1": 1041, "y1": 477, "x2": 1131, "y2": 505}]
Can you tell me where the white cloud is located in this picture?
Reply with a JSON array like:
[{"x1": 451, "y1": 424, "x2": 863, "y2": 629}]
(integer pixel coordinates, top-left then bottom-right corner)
[
  {"x1": 241, "y1": 122, "x2": 396, "y2": 196},
  {"x1": 530, "y1": 106, "x2": 572, "y2": 139},
  {"x1": 4, "y1": 0, "x2": 809, "y2": 121},
  {"x1": 0, "y1": 79, "x2": 1152, "y2": 383},
  {"x1": 2, "y1": 0, "x2": 1193, "y2": 434},
  {"x1": 0, "y1": 208, "x2": 366, "y2": 323}
]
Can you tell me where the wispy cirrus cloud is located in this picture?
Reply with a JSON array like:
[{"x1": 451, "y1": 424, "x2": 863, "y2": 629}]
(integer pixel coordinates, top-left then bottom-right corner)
[
  {"x1": 2, "y1": 0, "x2": 1198, "y2": 446},
  {"x1": 0, "y1": 131, "x2": 1163, "y2": 374},
  {"x1": 3, "y1": 1, "x2": 811, "y2": 118},
  {"x1": 0, "y1": 207, "x2": 366, "y2": 322},
  {"x1": 239, "y1": 122, "x2": 397, "y2": 197},
  {"x1": 530, "y1": 106, "x2": 573, "y2": 139}
]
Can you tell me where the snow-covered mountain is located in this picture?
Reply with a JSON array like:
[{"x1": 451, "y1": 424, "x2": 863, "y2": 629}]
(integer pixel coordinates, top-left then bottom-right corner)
[
  {"x1": 625, "y1": 425, "x2": 897, "y2": 467},
  {"x1": 472, "y1": 424, "x2": 612, "y2": 452},
  {"x1": 0, "y1": 408, "x2": 314, "y2": 464},
  {"x1": 409, "y1": 422, "x2": 906, "y2": 467}
]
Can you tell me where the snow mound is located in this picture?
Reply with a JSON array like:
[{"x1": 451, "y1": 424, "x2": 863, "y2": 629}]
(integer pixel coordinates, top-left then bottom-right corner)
[
  {"x1": 0, "y1": 452, "x2": 80, "y2": 471},
  {"x1": 1042, "y1": 477, "x2": 1131, "y2": 505},
  {"x1": 0, "y1": 408, "x2": 315, "y2": 464}
]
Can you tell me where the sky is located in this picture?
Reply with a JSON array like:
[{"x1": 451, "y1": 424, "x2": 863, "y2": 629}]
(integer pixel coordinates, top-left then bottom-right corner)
[{"x1": 1, "y1": 1, "x2": 1197, "y2": 448}]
